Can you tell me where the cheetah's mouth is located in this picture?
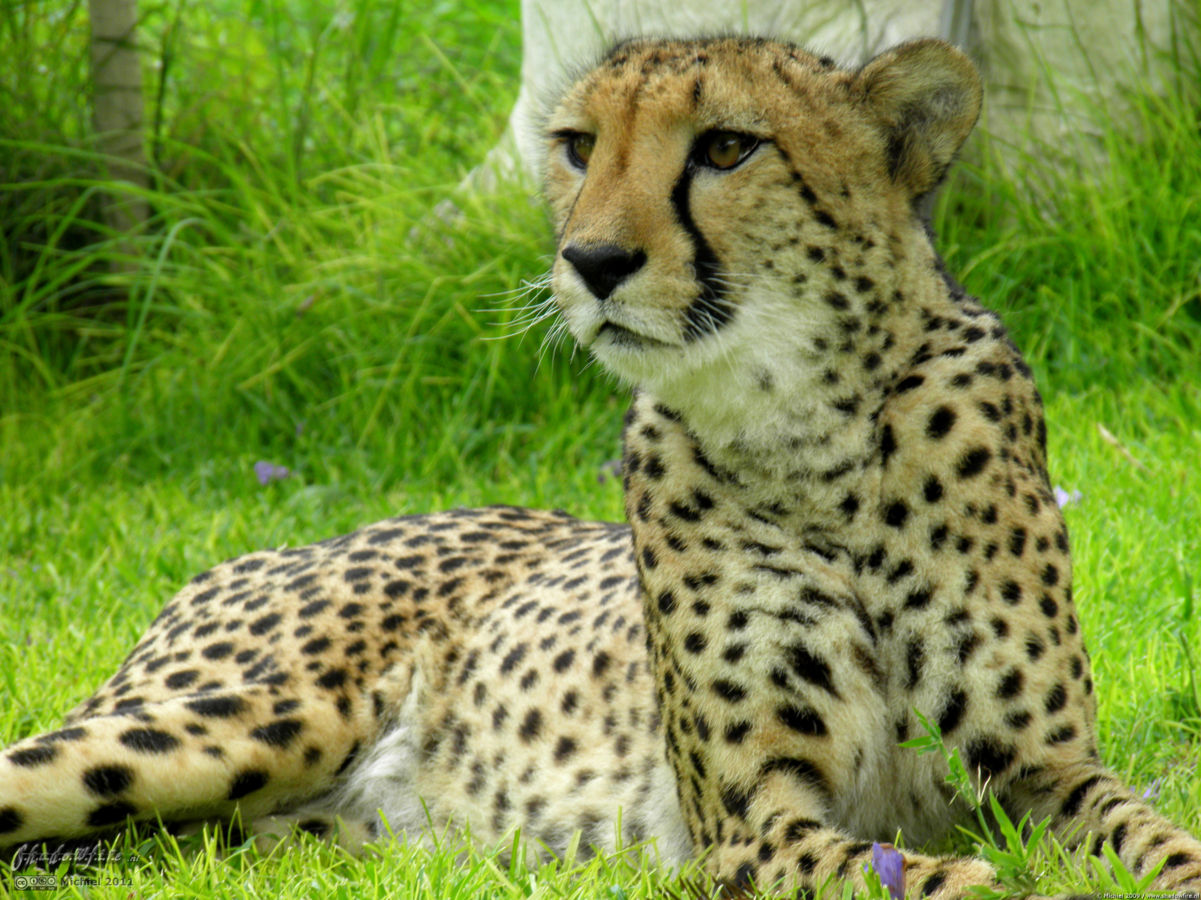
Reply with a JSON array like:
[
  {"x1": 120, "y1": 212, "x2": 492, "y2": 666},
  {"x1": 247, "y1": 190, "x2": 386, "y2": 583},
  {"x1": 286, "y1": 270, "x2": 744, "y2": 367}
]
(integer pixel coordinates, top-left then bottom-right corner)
[{"x1": 596, "y1": 321, "x2": 674, "y2": 349}]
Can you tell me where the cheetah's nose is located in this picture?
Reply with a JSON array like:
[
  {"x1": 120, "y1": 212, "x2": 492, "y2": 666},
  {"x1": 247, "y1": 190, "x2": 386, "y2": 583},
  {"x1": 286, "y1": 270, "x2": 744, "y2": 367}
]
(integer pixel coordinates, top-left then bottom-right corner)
[{"x1": 561, "y1": 243, "x2": 647, "y2": 301}]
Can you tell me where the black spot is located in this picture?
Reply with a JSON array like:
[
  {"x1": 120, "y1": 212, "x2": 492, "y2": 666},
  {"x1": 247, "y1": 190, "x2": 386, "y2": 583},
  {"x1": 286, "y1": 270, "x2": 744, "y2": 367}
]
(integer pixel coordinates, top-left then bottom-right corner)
[
  {"x1": 592, "y1": 651, "x2": 612, "y2": 677},
  {"x1": 884, "y1": 501, "x2": 909, "y2": 528},
  {"x1": 553, "y1": 649, "x2": 575, "y2": 672},
  {"x1": 724, "y1": 721, "x2": 752, "y2": 743},
  {"x1": 785, "y1": 644, "x2": 837, "y2": 695},
  {"x1": 713, "y1": 679, "x2": 747, "y2": 702},
  {"x1": 641, "y1": 547, "x2": 658, "y2": 570},
  {"x1": 185, "y1": 696, "x2": 246, "y2": 718},
  {"x1": 0, "y1": 806, "x2": 23, "y2": 834},
  {"x1": 249, "y1": 613, "x2": 282, "y2": 636},
  {"x1": 519, "y1": 709, "x2": 542, "y2": 742},
  {"x1": 759, "y1": 756, "x2": 829, "y2": 798},
  {"x1": 880, "y1": 425, "x2": 896, "y2": 464},
  {"x1": 784, "y1": 818, "x2": 820, "y2": 842},
  {"x1": 298, "y1": 818, "x2": 330, "y2": 838},
  {"x1": 920, "y1": 871, "x2": 947, "y2": 897},
  {"x1": 1061, "y1": 775, "x2": 1102, "y2": 817},
  {"x1": 926, "y1": 406, "x2": 956, "y2": 439},
  {"x1": 554, "y1": 736, "x2": 577, "y2": 762},
  {"x1": 996, "y1": 669, "x2": 1023, "y2": 699},
  {"x1": 967, "y1": 738, "x2": 1015, "y2": 778},
  {"x1": 250, "y1": 719, "x2": 302, "y2": 749},
  {"x1": 721, "y1": 784, "x2": 753, "y2": 819},
  {"x1": 308, "y1": 662, "x2": 347, "y2": 687},
  {"x1": 82, "y1": 765, "x2": 134, "y2": 796},
  {"x1": 1025, "y1": 635, "x2": 1045, "y2": 661},
  {"x1": 1000, "y1": 580, "x2": 1022, "y2": 605},
  {"x1": 923, "y1": 476, "x2": 943, "y2": 503},
  {"x1": 1042, "y1": 564, "x2": 1060, "y2": 586},
  {"x1": 86, "y1": 801, "x2": 137, "y2": 828},
  {"x1": 38, "y1": 726, "x2": 88, "y2": 744},
  {"x1": 335, "y1": 741, "x2": 360, "y2": 775},
  {"x1": 1009, "y1": 528, "x2": 1027, "y2": 557},
  {"x1": 905, "y1": 638, "x2": 924, "y2": 689},
  {"x1": 895, "y1": 375, "x2": 925, "y2": 393},
  {"x1": 903, "y1": 586, "x2": 932, "y2": 610},
  {"x1": 1044, "y1": 684, "x2": 1067, "y2": 713},
  {"x1": 201, "y1": 641, "x2": 235, "y2": 660},
  {"x1": 1048, "y1": 726, "x2": 1077, "y2": 746},
  {"x1": 825, "y1": 291, "x2": 850, "y2": 310},
  {"x1": 1004, "y1": 710, "x2": 1032, "y2": 730},
  {"x1": 955, "y1": 632, "x2": 981, "y2": 664},
  {"x1": 297, "y1": 599, "x2": 330, "y2": 618},
  {"x1": 840, "y1": 493, "x2": 861, "y2": 518},
  {"x1": 500, "y1": 643, "x2": 528, "y2": 675},
  {"x1": 937, "y1": 689, "x2": 968, "y2": 734},
  {"x1": 956, "y1": 447, "x2": 991, "y2": 478},
  {"x1": 7, "y1": 745, "x2": 57, "y2": 767},
  {"x1": 1110, "y1": 822, "x2": 1127, "y2": 854},
  {"x1": 229, "y1": 769, "x2": 269, "y2": 800},
  {"x1": 832, "y1": 395, "x2": 860, "y2": 415},
  {"x1": 680, "y1": 631, "x2": 708, "y2": 654},
  {"x1": 118, "y1": 728, "x2": 180, "y2": 754},
  {"x1": 733, "y1": 862, "x2": 756, "y2": 890},
  {"x1": 653, "y1": 589, "x2": 677, "y2": 615},
  {"x1": 777, "y1": 705, "x2": 827, "y2": 736}
]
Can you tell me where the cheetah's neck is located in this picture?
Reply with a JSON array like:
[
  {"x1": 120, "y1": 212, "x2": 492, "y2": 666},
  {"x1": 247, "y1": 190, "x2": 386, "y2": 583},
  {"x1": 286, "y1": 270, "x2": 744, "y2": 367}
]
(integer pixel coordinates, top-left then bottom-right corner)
[{"x1": 639, "y1": 239, "x2": 960, "y2": 494}]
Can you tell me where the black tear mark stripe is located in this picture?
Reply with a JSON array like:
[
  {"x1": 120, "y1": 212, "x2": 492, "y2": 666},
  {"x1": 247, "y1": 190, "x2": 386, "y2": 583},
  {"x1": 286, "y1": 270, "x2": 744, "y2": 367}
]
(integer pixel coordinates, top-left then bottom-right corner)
[{"x1": 670, "y1": 164, "x2": 735, "y2": 341}]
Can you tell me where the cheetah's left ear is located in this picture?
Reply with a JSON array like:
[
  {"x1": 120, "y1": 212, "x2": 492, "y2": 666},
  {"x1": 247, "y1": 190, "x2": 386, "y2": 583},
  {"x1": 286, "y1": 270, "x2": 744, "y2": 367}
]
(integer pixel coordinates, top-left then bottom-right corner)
[{"x1": 853, "y1": 38, "x2": 982, "y2": 198}]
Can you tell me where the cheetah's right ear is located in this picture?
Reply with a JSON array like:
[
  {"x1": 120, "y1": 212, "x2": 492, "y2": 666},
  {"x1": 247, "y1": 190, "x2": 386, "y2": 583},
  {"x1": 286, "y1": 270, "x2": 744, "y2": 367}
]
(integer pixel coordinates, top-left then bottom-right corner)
[{"x1": 853, "y1": 39, "x2": 982, "y2": 199}]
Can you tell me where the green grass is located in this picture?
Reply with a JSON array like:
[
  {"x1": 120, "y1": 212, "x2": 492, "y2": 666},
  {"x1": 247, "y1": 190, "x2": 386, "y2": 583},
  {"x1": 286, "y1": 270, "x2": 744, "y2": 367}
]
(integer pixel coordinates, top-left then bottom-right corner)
[{"x1": 2, "y1": 0, "x2": 1200, "y2": 896}]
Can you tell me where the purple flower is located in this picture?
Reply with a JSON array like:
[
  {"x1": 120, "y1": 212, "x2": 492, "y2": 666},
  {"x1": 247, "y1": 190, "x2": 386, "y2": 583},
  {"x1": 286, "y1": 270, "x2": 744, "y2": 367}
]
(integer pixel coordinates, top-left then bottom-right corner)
[
  {"x1": 867, "y1": 842, "x2": 905, "y2": 900},
  {"x1": 597, "y1": 459, "x2": 622, "y2": 484},
  {"x1": 1141, "y1": 778, "x2": 1162, "y2": 802},
  {"x1": 254, "y1": 461, "x2": 290, "y2": 485},
  {"x1": 1054, "y1": 485, "x2": 1082, "y2": 508}
]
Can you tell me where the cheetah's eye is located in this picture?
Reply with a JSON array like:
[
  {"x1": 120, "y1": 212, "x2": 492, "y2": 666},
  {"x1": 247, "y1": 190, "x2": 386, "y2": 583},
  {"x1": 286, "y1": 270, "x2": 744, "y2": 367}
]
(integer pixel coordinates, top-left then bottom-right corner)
[
  {"x1": 697, "y1": 131, "x2": 759, "y2": 170},
  {"x1": 564, "y1": 132, "x2": 595, "y2": 169}
]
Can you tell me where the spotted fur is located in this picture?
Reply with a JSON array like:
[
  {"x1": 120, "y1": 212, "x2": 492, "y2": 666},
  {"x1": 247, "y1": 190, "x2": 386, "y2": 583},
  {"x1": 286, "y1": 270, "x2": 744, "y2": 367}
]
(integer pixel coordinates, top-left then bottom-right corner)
[{"x1": 2, "y1": 35, "x2": 1199, "y2": 900}]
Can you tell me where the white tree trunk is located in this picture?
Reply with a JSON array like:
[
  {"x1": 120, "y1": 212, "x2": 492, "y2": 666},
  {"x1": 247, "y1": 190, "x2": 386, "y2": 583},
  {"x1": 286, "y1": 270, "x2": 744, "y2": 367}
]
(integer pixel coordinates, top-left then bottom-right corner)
[{"x1": 88, "y1": 0, "x2": 149, "y2": 251}]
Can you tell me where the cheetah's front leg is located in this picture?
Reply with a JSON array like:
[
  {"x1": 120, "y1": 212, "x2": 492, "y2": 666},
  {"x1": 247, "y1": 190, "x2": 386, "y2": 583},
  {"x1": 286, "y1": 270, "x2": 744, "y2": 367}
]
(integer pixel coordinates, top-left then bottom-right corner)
[
  {"x1": 649, "y1": 633, "x2": 998, "y2": 898},
  {"x1": 640, "y1": 565, "x2": 1000, "y2": 899},
  {"x1": 1003, "y1": 761, "x2": 1201, "y2": 894},
  {"x1": 712, "y1": 777, "x2": 997, "y2": 898}
]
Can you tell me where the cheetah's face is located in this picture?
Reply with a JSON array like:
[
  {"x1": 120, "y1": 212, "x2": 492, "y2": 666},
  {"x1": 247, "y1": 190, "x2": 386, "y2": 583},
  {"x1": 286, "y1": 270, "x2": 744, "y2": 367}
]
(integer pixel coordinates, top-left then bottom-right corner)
[{"x1": 545, "y1": 38, "x2": 980, "y2": 410}]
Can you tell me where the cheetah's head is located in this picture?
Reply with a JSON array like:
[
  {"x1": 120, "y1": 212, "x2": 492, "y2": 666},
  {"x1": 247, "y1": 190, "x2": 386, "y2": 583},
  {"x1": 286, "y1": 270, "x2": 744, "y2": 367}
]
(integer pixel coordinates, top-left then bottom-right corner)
[{"x1": 545, "y1": 37, "x2": 980, "y2": 442}]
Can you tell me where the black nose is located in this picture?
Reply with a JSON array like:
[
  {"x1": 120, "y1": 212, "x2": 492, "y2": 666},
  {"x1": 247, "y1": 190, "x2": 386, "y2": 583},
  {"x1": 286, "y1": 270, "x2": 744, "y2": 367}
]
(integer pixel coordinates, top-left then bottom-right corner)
[{"x1": 561, "y1": 243, "x2": 647, "y2": 301}]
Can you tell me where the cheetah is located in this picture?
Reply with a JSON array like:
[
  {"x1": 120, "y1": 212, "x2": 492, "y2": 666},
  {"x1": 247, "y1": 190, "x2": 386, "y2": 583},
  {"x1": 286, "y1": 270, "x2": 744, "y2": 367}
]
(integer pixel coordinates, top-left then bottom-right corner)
[{"x1": 3, "y1": 35, "x2": 1200, "y2": 899}]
